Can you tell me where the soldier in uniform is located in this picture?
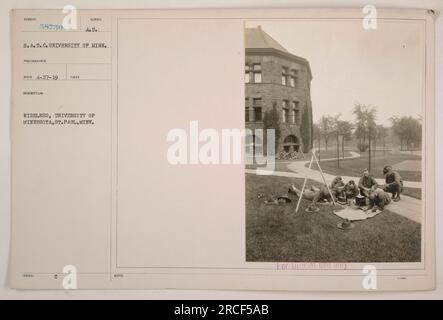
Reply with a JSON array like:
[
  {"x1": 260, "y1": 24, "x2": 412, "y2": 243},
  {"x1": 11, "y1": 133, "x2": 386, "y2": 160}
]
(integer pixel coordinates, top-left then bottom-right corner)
[
  {"x1": 367, "y1": 188, "x2": 391, "y2": 212},
  {"x1": 358, "y1": 168, "x2": 378, "y2": 198},
  {"x1": 382, "y1": 165, "x2": 403, "y2": 202},
  {"x1": 343, "y1": 180, "x2": 359, "y2": 200},
  {"x1": 330, "y1": 176, "x2": 345, "y2": 199},
  {"x1": 288, "y1": 184, "x2": 332, "y2": 205}
]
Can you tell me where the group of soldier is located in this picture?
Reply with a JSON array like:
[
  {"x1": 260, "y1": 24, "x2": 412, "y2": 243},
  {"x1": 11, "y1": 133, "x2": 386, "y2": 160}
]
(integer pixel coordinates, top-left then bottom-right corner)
[{"x1": 289, "y1": 165, "x2": 403, "y2": 212}]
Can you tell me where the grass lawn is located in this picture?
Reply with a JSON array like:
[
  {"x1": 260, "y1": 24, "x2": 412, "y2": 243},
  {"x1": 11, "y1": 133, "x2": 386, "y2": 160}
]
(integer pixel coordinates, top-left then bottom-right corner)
[
  {"x1": 309, "y1": 151, "x2": 422, "y2": 199},
  {"x1": 313, "y1": 151, "x2": 422, "y2": 181},
  {"x1": 246, "y1": 173, "x2": 421, "y2": 263},
  {"x1": 313, "y1": 149, "x2": 353, "y2": 161},
  {"x1": 245, "y1": 150, "x2": 354, "y2": 173},
  {"x1": 246, "y1": 161, "x2": 297, "y2": 173}
]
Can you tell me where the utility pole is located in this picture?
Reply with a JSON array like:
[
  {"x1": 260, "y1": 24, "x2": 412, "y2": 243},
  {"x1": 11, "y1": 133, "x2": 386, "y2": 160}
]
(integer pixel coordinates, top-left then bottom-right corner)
[{"x1": 337, "y1": 130, "x2": 340, "y2": 168}]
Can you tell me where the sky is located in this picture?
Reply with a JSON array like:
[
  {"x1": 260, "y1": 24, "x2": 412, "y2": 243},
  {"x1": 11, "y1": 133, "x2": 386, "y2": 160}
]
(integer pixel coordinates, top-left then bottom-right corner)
[{"x1": 245, "y1": 19, "x2": 425, "y2": 126}]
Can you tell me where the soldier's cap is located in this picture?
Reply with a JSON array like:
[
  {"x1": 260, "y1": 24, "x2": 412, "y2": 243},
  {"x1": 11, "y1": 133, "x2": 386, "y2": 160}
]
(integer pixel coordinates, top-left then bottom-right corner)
[{"x1": 383, "y1": 165, "x2": 392, "y2": 174}]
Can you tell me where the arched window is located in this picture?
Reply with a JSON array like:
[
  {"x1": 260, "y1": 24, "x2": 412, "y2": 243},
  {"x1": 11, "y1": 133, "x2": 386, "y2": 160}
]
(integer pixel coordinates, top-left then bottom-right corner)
[{"x1": 283, "y1": 135, "x2": 300, "y2": 152}]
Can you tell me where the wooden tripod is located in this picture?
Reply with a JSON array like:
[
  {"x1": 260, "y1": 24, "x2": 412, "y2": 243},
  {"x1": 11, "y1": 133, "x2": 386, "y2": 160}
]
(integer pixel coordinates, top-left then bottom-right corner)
[{"x1": 295, "y1": 150, "x2": 337, "y2": 213}]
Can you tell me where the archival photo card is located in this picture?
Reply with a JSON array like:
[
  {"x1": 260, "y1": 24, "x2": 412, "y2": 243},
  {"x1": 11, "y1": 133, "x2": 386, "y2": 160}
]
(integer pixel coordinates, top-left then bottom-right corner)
[{"x1": 8, "y1": 8, "x2": 435, "y2": 291}]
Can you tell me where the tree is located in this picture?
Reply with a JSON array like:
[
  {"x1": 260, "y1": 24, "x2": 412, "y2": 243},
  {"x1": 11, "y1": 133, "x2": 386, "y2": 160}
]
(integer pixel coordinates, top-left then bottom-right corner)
[
  {"x1": 352, "y1": 103, "x2": 377, "y2": 149},
  {"x1": 390, "y1": 116, "x2": 422, "y2": 151},
  {"x1": 326, "y1": 114, "x2": 347, "y2": 167},
  {"x1": 312, "y1": 122, "x2": 322, "y2": 160},
  {"x1": 263, "y1": 101, "x2": 281, "y2": 154},
  {"x1": 375, "y1": 124, "x2": 388, "y2": 154},
  {"x1": 313, "y1": 122, "x2": 321, "y2": 149},
  {"x1": 331, "y1": 114, "x2": 341, "y2": 167},
  {"x1": 319, "y1": 115, "x2": 334, "y2": 152},
  {"x1": 300, "y1": 109, "x2": 311, "y2": 153},
  {"x1": 336, "y1": 120, "x2": 353, "y2": 159}
]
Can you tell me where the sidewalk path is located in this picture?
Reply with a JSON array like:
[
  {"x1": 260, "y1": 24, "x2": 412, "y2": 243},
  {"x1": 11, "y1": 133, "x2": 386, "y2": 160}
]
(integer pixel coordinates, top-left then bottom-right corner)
[
  {"x1": 245, "y1": 151, "x2": 422, "y2": 223},
  {"x1": 287, "y1": 151, "x2": 422, "y2": 189}
]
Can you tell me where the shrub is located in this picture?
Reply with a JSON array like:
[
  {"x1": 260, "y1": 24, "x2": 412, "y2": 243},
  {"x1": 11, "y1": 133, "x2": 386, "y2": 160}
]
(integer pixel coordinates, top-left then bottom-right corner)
[
  {"x1": 357, "y1": 142, "x2": 369, "y2": 152},
  {"x1": 300, "y1": 109, "x2": 311, "y2": 153}
]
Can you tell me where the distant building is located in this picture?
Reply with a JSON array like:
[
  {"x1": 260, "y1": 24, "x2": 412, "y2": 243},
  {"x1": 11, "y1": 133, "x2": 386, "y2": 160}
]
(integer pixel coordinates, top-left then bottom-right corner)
[{"x1": 245, "y1": 26, "x2": 313, "y2": 156}]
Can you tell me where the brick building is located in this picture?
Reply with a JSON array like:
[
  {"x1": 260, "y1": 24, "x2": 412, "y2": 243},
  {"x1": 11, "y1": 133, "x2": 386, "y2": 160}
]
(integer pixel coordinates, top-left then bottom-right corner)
[{"x1": 245, "y1": 26, "x2": 313, "y2": 156}]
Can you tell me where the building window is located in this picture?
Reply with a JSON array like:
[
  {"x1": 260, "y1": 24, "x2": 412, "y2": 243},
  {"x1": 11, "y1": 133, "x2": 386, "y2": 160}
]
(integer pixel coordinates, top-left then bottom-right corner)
[
  {"x1": 283, "y1": 135, "x2": 300, "y2": 152},
  {"x1": 282, "y1": 66, "x2": 289, "y2": 85},
  {"x1": 294, "y1": 109, "x2": 300, "y2": 124},
  {"x1": 254, "y1": 107, "x2": 262, "y2": 121},
  {"x1": 282, "y1": 100, "x2": 289, "y2": 123},
  {"x1": 292, "y1": 101, "x2": 300, "y2": 124},
  {"x1": 245, "y1": 98, "x2": 249, "y2": 122},
  {"x1": 290, "y1": 69, "x2": 298, "y2": 87},
  {"x1": 253, "y1": 64, "x2": 262, "y2": 83},
  {"x1": 245, "y1": 134, "x2": 263, "y2": 159},
  {"x1": 253, "y1": 98, "x2": 262, "y2": 121},
  {"x1": 245, "y1": 65, "x2": 250, "y2": 83},
  {"x1": 254, "y1": 72, "x2": 262, "y2": 83}
]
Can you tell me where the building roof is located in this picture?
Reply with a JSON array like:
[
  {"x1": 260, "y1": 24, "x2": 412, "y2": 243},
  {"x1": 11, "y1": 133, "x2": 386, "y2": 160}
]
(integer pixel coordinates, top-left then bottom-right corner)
[
  {"x1": 245, "y1": 26, "x2": 312, "y2": 80},
  {"x1": 245, "y1": 26, "x2": 289, "y2": 53}
]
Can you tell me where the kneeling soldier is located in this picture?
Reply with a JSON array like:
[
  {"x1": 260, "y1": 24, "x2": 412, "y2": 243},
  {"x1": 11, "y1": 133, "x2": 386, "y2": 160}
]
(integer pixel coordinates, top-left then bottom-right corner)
[
  {"x1": 330, "y1": 176, "x2": 345, "y2": 200},
  {"x1": 358, "y1": 168, "x2": 378, "y2": 198},
  {"x1": 344, "y1": 180, "x2": 359, "y2": 200},
  {"x1": 367, "y1": 188, "x2": 391, "y2": 212},
  {"x1": 383, "y1": 165, "x2": 403, "y2": 202}
]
